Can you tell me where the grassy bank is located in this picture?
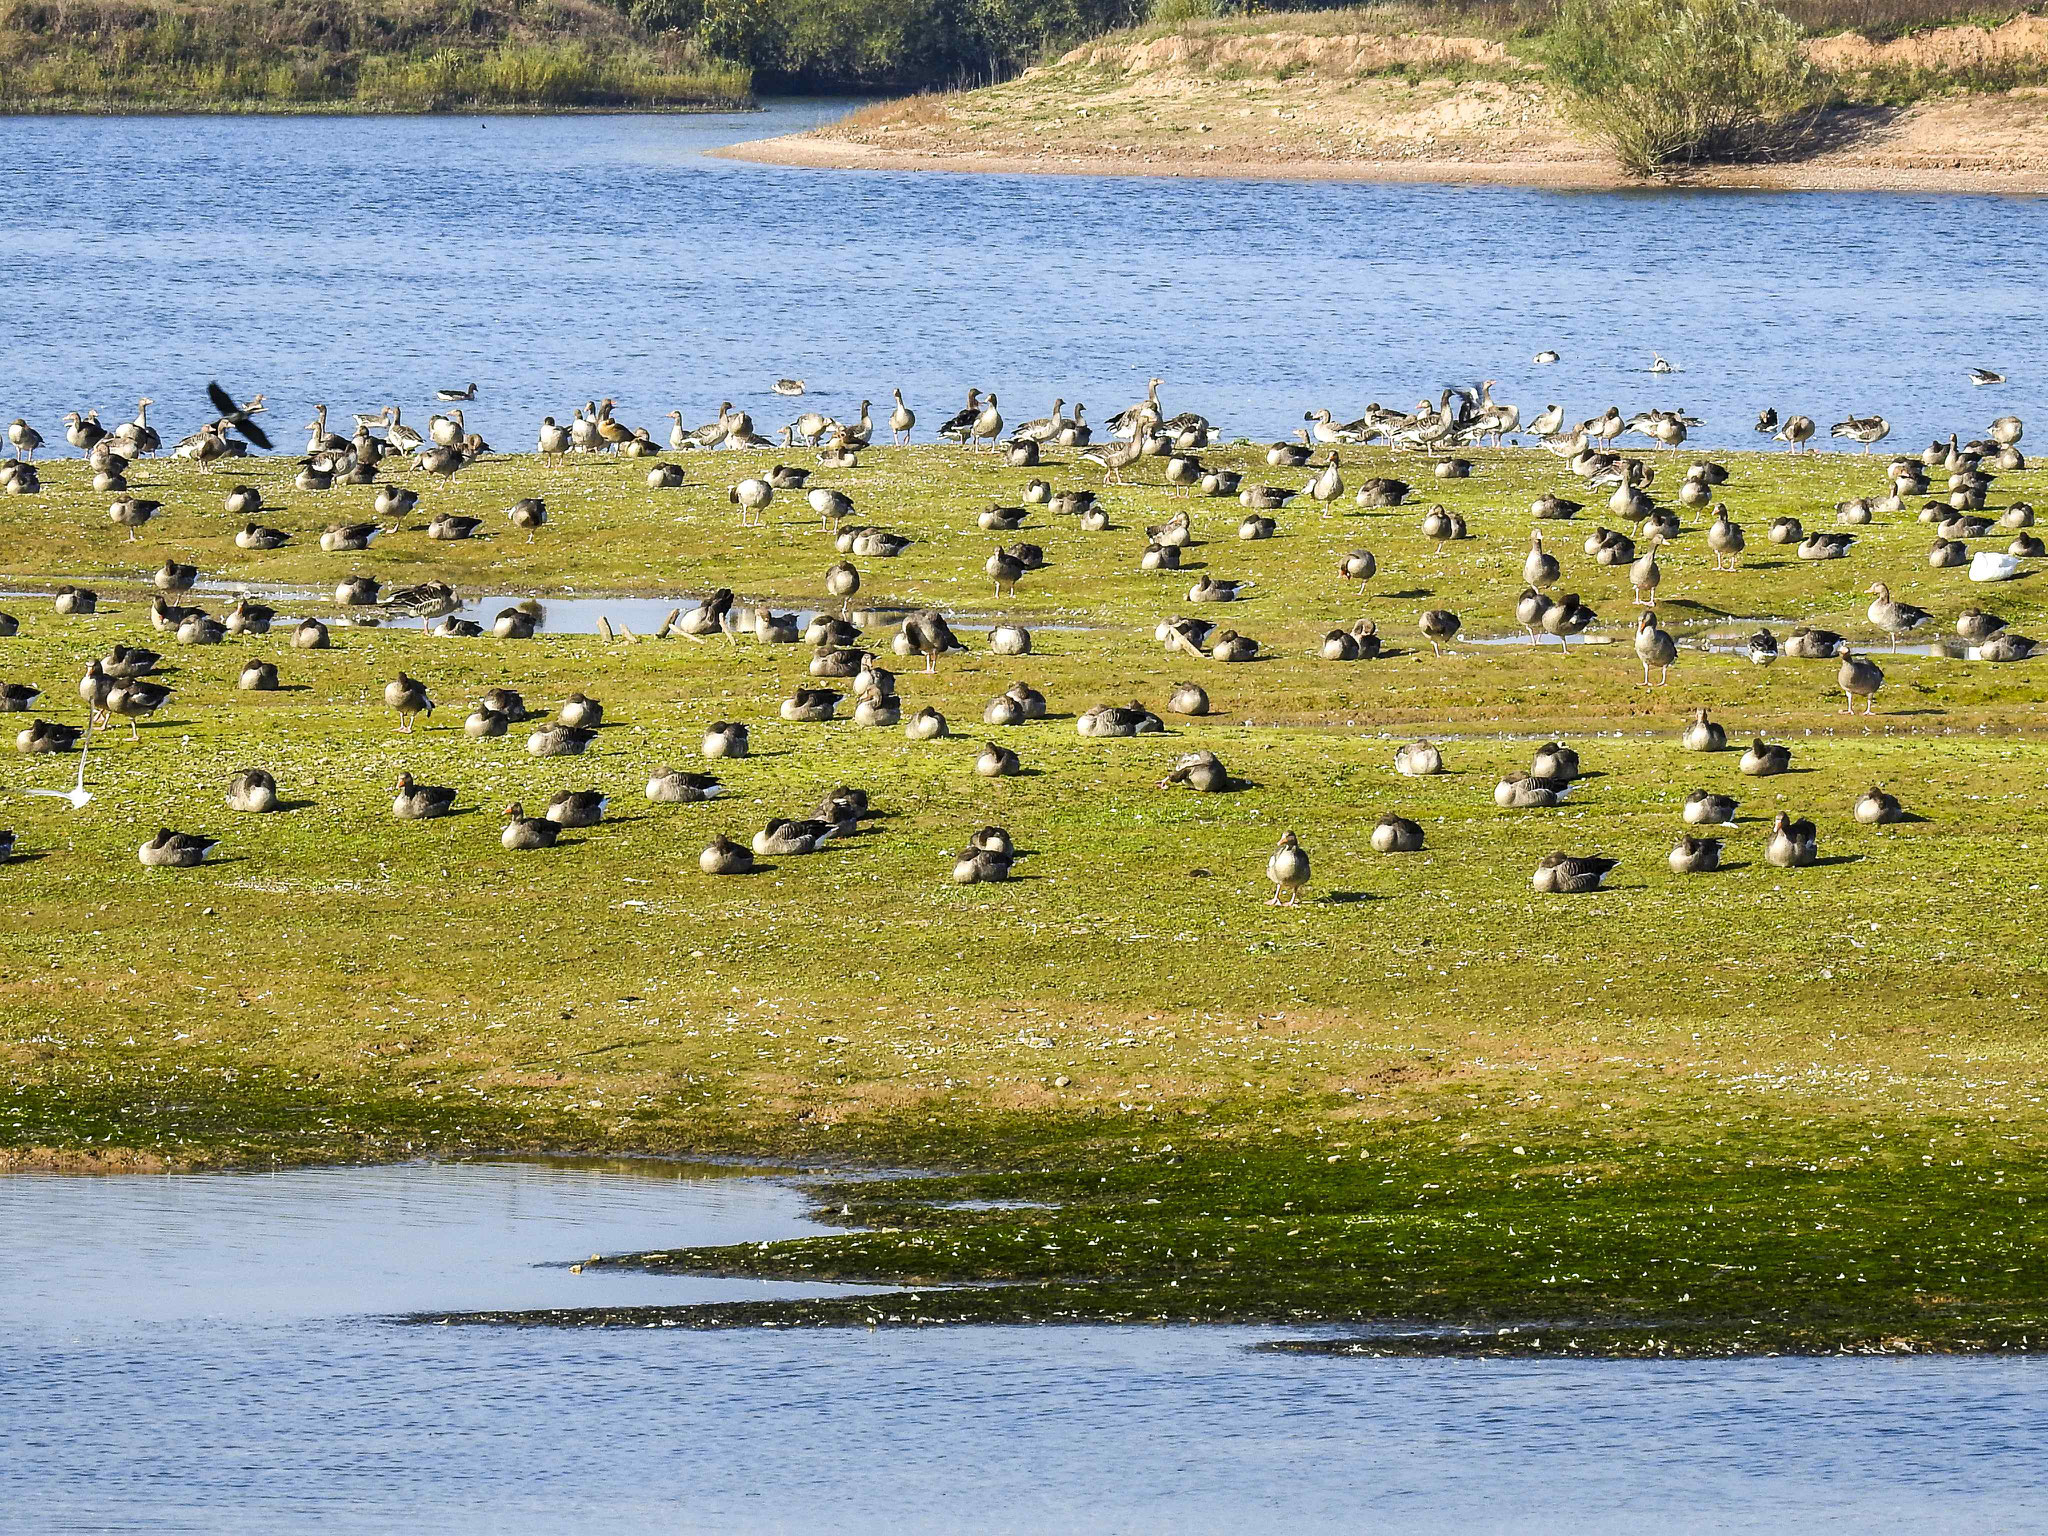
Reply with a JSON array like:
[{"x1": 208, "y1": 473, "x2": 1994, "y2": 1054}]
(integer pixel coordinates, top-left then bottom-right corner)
[
  {"x1": 0, "y1": 0, "x2": 751, "y2": 112},
  {"x1": 3, "y1": 436, "x2": 2046, "y2": 1348}
]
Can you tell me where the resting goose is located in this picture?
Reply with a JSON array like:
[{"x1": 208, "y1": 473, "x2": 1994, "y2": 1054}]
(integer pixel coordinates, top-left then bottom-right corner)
[
  {"x1": 1683, "y1": 789, "x2": 1739, "y2": 826},
  {"x1": 1371, "y1": 814, "x2": 1424, "y2": 853},
  {"x1": 1740, "y1": 737, "x2": 1792, "y2": 776},
  {"x1": 1855, "y1": 786, "x2": 1905, "y2": 825},
  {"x1": 546, "y1": 789, "x2": 607, "y2": 828},
  {"x1": 1395, "y1": 740, "x2": 1444, "y2": 776},
  {"x1": 1496, "y1": 772, "x2": 1571, "y2": 809},
  {"x1": 501, "y1": 803, "x2": 561, "y2": 850},
  {"x1": 1532, "y1": 852, "x2": 1618, "y2": 893},
  {"x1": 702, "y1": 721, "x2": 750, "y2": 758},
  {"x1": 391, "y1": 772, "x2": 457, "y2": 819},
  {"x1": 1746, "y1": 628, "x2": 1778, "y2": 666},
  {"x1": 139, "y1": 828, "x2": 216, "y2": 867},
  {"x1": 781, "y1": 689, "x2": 841, "y2": 723},
  {"x1": 1668, "y1": 836, "x2": 1722, "y2": 874},
  {"x1": 18, "y1": 720, "x2": 83, "y2": 753},
  {"x1": 904, "y1": 705, "x2": 949, "y2": 740},
  {"x1": 526, "y1": 724, "x2": 596, "y2": 757},
  {"x1": 976, "y1": 740, "x2": 1021, "y2": 777},
  {"x1": 1765, "y1": 813, "x2": 1819, "y2": 867},
  {"x1": 1681, "y1": 708, "x2": 1727, "y2": 752}
]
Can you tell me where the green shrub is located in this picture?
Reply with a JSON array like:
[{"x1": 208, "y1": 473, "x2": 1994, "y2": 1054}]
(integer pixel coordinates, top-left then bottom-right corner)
[
  {"x1": 1148, "y1": 0, "x2": 1219, "y2": 25},
  {"x1": 1547, "y1": 0, "x2": 1820, "y2": 175}
]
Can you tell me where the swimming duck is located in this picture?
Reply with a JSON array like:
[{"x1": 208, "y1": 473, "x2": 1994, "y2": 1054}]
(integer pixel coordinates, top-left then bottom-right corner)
[
  {"x1": 1266, "y1": 832, "x2": 1310, "y2": 905},
  {"x1": 546, "y1": 789, "x2": 607, "y2": 828},
  {"x1": 385, "y1": 673, "x2": 434, "y2": 731},
  {"x1": 1496, "y1": 772, "x2": 1571, "y2": 809},
  {"x1": 1683, "y1": 790, "x2": 1739, "y2": 826},
  {"x1": 1765, "y1": 813, "x2": 1819, "y2": 867},
  {"x1": 1866, "y1": 583, "x2": 1930, "y2": 641},
  {"x1": 526, "y1": 723, "x2": 596, "y2": 757},
  {"x1": 139, "y1": 828, "x2": 216, "y2": 867},
  {"x1": 1669, "y1": 836, "x2": 1722, "y2": 874},
  {"x1": 1395, "y1": 740, "x2": 1444, "y2": 776},
  {"x1": 781, "y1": 689, "x2": 841, "y2": 723},
  {"x1": 1532, "y1": 852, "x2": 1619, "y2": 893},
  {"x1": 1855, "y1": 786, "x2": 1905, "y2": 825},
  {"x1": 976, "y1": 741, "x2": 1021, "y2": 777},
  {"x1": 225, "y1": 768, "x2": 281, "y2": 814},
  {"x1": 1739, "y1": 737, "x2": 1792, "y2": 776},
  {"x1": 17, "y1": 719, "x2": 82, "y2": 753},
  {"x1": 905, "y1": 706, "x2": 949, "y2": 741},
  {"x1": 501, "y1": 803, "x2": 561, "y2": 850},
  {"x1": 1371, "y1": 814, "x2": 1424, "y2": 853},
  {"x1": 1681, "y1": 709, "x2": 1727, "y2": 752},
  {"x1": 1634, "y1": 610, "x2": 1676, "y2": 685},
  {"x1": 1838, "y1": 650, "x2": 1884, "y2": 713},
  {"x1": 703, "y1": 721, "x2": 750, "y2": 758}
]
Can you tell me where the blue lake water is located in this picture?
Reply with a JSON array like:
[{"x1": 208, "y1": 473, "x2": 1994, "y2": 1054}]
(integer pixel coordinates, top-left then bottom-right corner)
[
  {"x1": 3, "y1": 1160, "x2": 2045, "y2": 1534},
  {"x1": 0, "y1": 103, "x2": 2042, "y2": 455}
]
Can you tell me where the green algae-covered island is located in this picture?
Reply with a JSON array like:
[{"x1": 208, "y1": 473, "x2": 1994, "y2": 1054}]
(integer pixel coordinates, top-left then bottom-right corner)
[{"x1": 3, "y1": 408, "x2": 2044, "y2": 1355}]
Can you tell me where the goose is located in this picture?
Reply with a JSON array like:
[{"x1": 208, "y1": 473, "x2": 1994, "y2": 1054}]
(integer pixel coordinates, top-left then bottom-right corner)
[
  {"x1": 979, "y1": 503, "x2": 1029, "y2": 532},
  {"x1": 1830, "y1": 415, "x2": 1890, "y2": 452},
  {"x1": 788, "y1": 408, "x2": 838, "y2": 446},
  {"x1": 729, "y1": 478, "x2": 773, "y2": 528},
  {"x1": 139, "y1": 828, "x2": 216, "y2": 867},
  {"x1": 335, "y1": 576, "x2": 380, "y2": 606},
  {"x1": 383, "y1": 673, "x2": 434, "y2": 732},
  {"x1": 1266, "y1": 831, "x2": 1310, "y2": 904},
  {"x1": 1419, "y1": 608, "x2": 1461, "y2": 656},
  {"x1": 320, "y1": 522, "x2": 384, "y2": 553},
  {"x1": 1013, "y1": 399, "x2": 1066, "y2": 445},
  {"x1": 1523, "y1": 532, "x2": 1559, "y2": 587},
  {"x1": 1669, "y1": 836, "x2": 1722, "y2": 874},
  {"x1": 148, "y1": 598, "x2": 199, "y2": 634},
  {"x1": 753, "y1": 817, "x2": 837, "y2": 856},
  {"x1": 1681, "y1": 708, "x2": 1727, "y2": 752},
  {"x1": 539, "y1": 417, "x2": 573, "y2": 456},
  {"x1": 1542, "y1": 593, "x2": 1597, "y2": 647},
  {"x1": 526, "y1": 723, "x2": 596, "y2": 757},
  {"x1": 1976, "y1": 631, "x2": 2040, "y2": 661},
  {"x1": 110, "y1": 398, "x2": 159, "y2": 457},
  {"x1": 1306, "y1": 453, "x2": 1343, "y2": 503},
  {"x1": 1969, "y1": 548, "x2": 2023, "y2": 582},
  {"x1": 1855, "y1": 785, "x2": 1905, "y2": 825},
  {"x1": 1078, "y1": 701, "x2": 1163, "y2": 737},
  {"x1": 937, "y1": 388, "x2": 983, "y2": 443},
  {"x1": 1372, "y1": 814, "x2": 1425, "y2": 853},
  {"x1": 491, "y1": 606, "x2": 537, "y2": 641},
  {"x1": 1165, "y1": 681, "x2": 1210, "y2": 717},
  {"x1": 372, "y1": 485, "x2": 419, "y2": 518},
  {"x1": 17, "y1": 719, "x2": 83, "y2": 754},
  {"x1": 0, "y1": 611, "x2": 14, "y2": 637},
  {"x1": 1865, "y1": 583, "x2": 1930, "y2": 642},
  {"x1": 969, "y1": 393, "x2": 1004, "y2": 450},
  {"x1": 500, "y1": 803, "x2": 560, "y2": 850},
  {"x1": 1784, "y1": 626, "x2": 1844, "y2": 660},
  {"x1": 0, "y1": 681, "x2": 41, "y2": 712},
  {"x1": 899, "y1": 610, "x2": 967, "y2": 672},
  {"x1": 976, "y1": 740, "x2": 1021, "y2": 777},
  {"x1": 809, "y1": 642, "x2": 866, "y2": 678},
  {"x1": 544, "y1": 789, "x2": 607, "y2": 828},
  {"x1": 983, "y1": 692, "x2": 1026, "y2": 728},
  {"x1": 887, "y1": 389, "x2": 915, "y2": 445},
  {"x1": 1989, "y1": 414, "x2": 2024, "y2": 446},
  {"x1": 1968, "y1": 368, "x2": 2005, "y2": 387},
  {"x1": 1755, "y1": 408, "x2": 1780, "y2": 435},
  {"x1": 1002, "y1": 681, "x2": 1047, "y2": 719},
  {"x1": 177, "y1": 614, "x2": 227, "y2": 646},
  {"x1": 1049, "y1": 488, "x2": 1098, "y2": 517},
  {"x1": 753, "y1": 608, "x2": 801, "y2": 644},
  {"x1": 1531, "y1": 852, "x2": 1619, "y2": 894},
  {"x1": 549, "y1": 693, "x2": 601, "y2": 731},
  {"x1": 851, "y1": 686, "x2": 901, "y2": 728},
  {"x1": 822, "y1": 560, "x2": 861, "y2": 614},
  {"x1": 1516, "y1": 587, "x2": 1554, "y2": 642},
  {"x1": 1188, "y1": 574, "x2": 1249, "y2": 604},
  {"x1": 1706, "y1": 506, "x2": 1745, "y2": 570},
  {"x1": 105, "y1": 677, "x2": 170, "y2": 739},
  {"x1": 1237, "y1": 513, "x2": 1275, "y2": 541},
  {"x1": 1838, "y1": 650, "x2": 1884, "y2": 713},
  {"x1": 1774, "y1": 415, "x2": 1816, "y2": 452},
  {"x1": 1532, "y1": 736, "x2": 1585, "y2": 781},
  {"x1": 1740, "y1": 736, "x2": 1792, "y2": 776},
  {"x1": 431, "y1": 617, "x2": 482, "y2": 639},
  {"x1": 1635, "y1": 610, "x2": 1676, "y2": 685},
  {"x1": 1629, "y1": 537, "x2": 1664, "y2": 605},
  {"x1": 1356, "y1": 476, "x2": 1409, "y2": 508},
  {"x1": 1999, "y1": 502, "x2": 2034, "y2": 531},
  {"x1": 1767, "y1": 516, "x2": 1803, "y2": 546},
  {"x1": 952, "y1": 840, "x2": 1013, "y2": 884},
  {"x1": 1421, "y1": 505, "x2": 1467, "y2": 550},
  {"x1": 53, "y1": 587, "x2": 98, "y2": 616},
  {"x1": 1082, "y1": 424, "x2": 1150, "y2": 485},
  {"x1": 1057, "y1": 403, "x2": 1092, "y2": 448},
  {"x1": 2012, "y1": 532, "x2": 2047, "y2": 558},
  {"x1": 646, "y1": 766, "x2": 724, "y2": 804},
  {"x1": 781, "y1": 688, "x2": 841, "y2": 723},
  {"x1": 902, "y1": 705, "x2": 948, "y2": 741},
  {"x1": 223, "y1": 769, "x2": 280, "y2": 814},
  {"x1": 292, "y1": 618, "x2": 330, "y2": 650},
  {"x1": 152, "y1": 559, "x2": 198, "y2": 595},
  {"x1": 763, "y1": 461, "x2": 811, "y2": 491},
  {"x1": 1533, "y1": 350, "x2": 1561, "y2": 365},
  {"x1": 1395, "y1": 740, "x2": 1444, "y2": 776},
  {"x1": 985, "y1": 548, "x2": 1026, "y2": 598},
  {"x1": 1235, "y1": 484, "x2": 1295, "y2": 514},
  {"x1": 989, "y1": 622, "x2": 1032, "y2": 656},
  {"x1": 1765, "y1": 813, "x2": 1819, "y2": 868},
  {"x1": 1499, "y1": 774, "x2": 1572, "y2": 811},
  {"x1": 1957, "y1": 608, "x2": 2007, "y2": 643},
  {"x1": 64, "y1": 410, "x2": 107, "y2": 451},
  {"x1": 219, "y1": 483, "x2": 264, "y2": 519},
  {"x1": 425, "y1": 407, "x2": 464, "y2": 450},
  {"x1": 1837, "y1": 497, "x2": 1873, "y2": 525},
  {"x1": 1799, "y1": 531, "x2": 1854, "y2": 561},
  {"x1": 702, "y1": 721, "x2": 750, "y2": 759},
  {"x1": 237, "y1": 659, "x2": 278, "y2": 691},
  {"x1": 107, "y1": 495, "x2": 160, "y2": 539},
  {"x1": 1210, "y1": 629, "x2": 1259, "y2": 662},
  {"x1": 505, "y1": 498, "x2": 547, "y2": 540},
  {"x1": 427, "y1": 512, "x2": 484, "y2": 542},
  {"x1": 1683, "y1": 789, "x2": 1739, "y2": 826},
  {"x1": 698, "y1": 834, "x2": 754, "y2": 875},
  {"x1": 1159, "y1": 751, "x2": 1230, "y2": 793}
]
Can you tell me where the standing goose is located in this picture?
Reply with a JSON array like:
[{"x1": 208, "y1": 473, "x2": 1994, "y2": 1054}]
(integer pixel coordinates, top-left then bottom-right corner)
[
  {"x1": 936, "y1": 388, "x2": 983, "y2": 443},
  {"x1": 986, "y1": 548, "x2": 1026, "y2": 597},
  {"x1": 825, "y1": 560, "x2": 861, "y2": 613},
  {"x1": 1838, "y1": 650, "x2": 1884, "y2": 713},
  {"x1": 1634, "y1": 610, "x2": 1676, "y2": 685},
  {"x1": 156, "y1": 561, "x2": 198, "y2": 592},
  {"x1": 969, "y1": 393, "x2": 1004, "y2": 450},
  {"x1": 1516, "y1": 587, "x2": 1554, "y2": 642},
  {"x1": 1306, "y1": 453, "x2": 1343, "y2": 504},
  {"x1": 111, "y1": 398, "x2": 159, "y2": 457},
  {"x1": 1706, "y1": 505, "x2": 1745, "y2": 570},
  {"x1": 1866, "y1": 583, "x2": 1930, "y2": 643},
  {"x1": 889, "y1": 389, "x2": 915, "y2": 445},
  {"x1": 1774, "y1": 415, "x2": 1816, "y2": 452},
  {"x1": 64, "y1": 411, "x2": 106, "y2": 451},
  {"x1": 1765, "y1": 813, "x2": 1819, "y2": 868},
  {"x1": 8, "y1": 419, "x2": 43, "y2": 459},
  {"x1": 1629, "y1": 536, "x2": 1664, "y2": 604},
  {"x1": 385, "y1": 673, "x2": 435, "y2": 731},
  {"x1": 1523, "y1": 531, "x2": 1559, "y2": 587},
  {"x1": 1830, "y1": 414, "x2": 1890, "y2": 452},
  {"x1": 1542, "y1": 593, "x2": 1597, "y2": 648},
  {"x1": 107, "y1": 678, "x2": 170, "y2": 739},
  {"x1": 1012, "y1": 399, "x2": 1066, "y2": 444},
  {"x1": 507, "y1": 498, "x2": 547, "y2": 540},
  {"x1": 1081, "y1": 421, "x2": 1151, "y2": 485},
  {"x1": 1266, "y1": 831, "x2": 1309, "y2": 905},
  {"x1": 1419, "y1": 608, "x2": 1461, "y2": 656},
  {"x1": 729, "y1": 478, "x2": 772, "y2": 527}
]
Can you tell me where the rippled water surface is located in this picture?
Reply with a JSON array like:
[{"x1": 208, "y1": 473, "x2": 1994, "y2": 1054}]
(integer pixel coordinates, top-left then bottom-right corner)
[
  {"x1": 2, "y1": 104, "x2": 2044, "y2": 453},
  {"x1": 4, "y1": 1161, "x2": 2046, "y2": 1533}
]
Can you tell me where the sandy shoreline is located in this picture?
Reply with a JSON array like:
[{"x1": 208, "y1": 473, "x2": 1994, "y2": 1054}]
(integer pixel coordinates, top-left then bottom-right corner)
[{"x1": 713, "y1": 128, "x2": 2048, "y2": 195}]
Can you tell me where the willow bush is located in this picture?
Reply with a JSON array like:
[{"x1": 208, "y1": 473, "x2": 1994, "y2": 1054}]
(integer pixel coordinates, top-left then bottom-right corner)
[{"x1": 1547, "y1": 0, "x2": 1820, "y2": 175}]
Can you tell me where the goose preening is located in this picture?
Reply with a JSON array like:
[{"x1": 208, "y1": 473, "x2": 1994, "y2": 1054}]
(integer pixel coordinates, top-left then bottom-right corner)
[
  {"x1": 1765, "y1": 813, "x2": 1819, "y2": 868},
  {"x1": 1419, "y1": 608, "x2": 1461, "y2": 656},
  {"x1": 1542, "y1": 593, "x2": 1597, "y2": 648},
  {"x1": 1838, "y1": 650, "x2": 1885, "y2": 713},
  {"x1": 223, "y1": 769, "x2": 281, "y2": 813},
  {"x1": 1775, "y1": 415, "x2": 1816, "y2": 452},
  {"x1": 1532, "y1": 852, "x2": 1618, "y2": 894},
  {"x1": 1266, "y1": 831, "x2": 1309, "y2": 904},
  {"x1": 1158, "y1": 750, "x2": 1230, "y2": 793},
  {"x1": 899, "y1": 610, "x2": 966, "y2": 672},
  {"x1": 1830, "y1": 414, "x2": 1890, "y2": 452}
]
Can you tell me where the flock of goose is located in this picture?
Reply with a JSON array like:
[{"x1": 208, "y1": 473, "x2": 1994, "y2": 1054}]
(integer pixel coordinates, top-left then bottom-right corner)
[{"x1": 0, "y1": 375, "x2": 2036, "y2": 899}]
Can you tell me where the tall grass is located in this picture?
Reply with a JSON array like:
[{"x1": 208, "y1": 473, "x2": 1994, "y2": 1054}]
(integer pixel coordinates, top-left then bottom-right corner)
[{"x1": 1547, "y1": 0, "x2": 1820, "y2": 175}]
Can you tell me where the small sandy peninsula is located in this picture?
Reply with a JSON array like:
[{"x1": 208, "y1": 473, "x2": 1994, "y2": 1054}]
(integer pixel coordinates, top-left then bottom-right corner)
[{"x1": 716, "y1": 14, "x2": 2048, "y2": 194}]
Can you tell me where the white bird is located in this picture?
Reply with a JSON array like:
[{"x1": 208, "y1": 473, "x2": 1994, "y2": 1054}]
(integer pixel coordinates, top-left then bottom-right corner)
[{"x1": 23, "y1": 714, "x2": 93, "y2": 808}]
